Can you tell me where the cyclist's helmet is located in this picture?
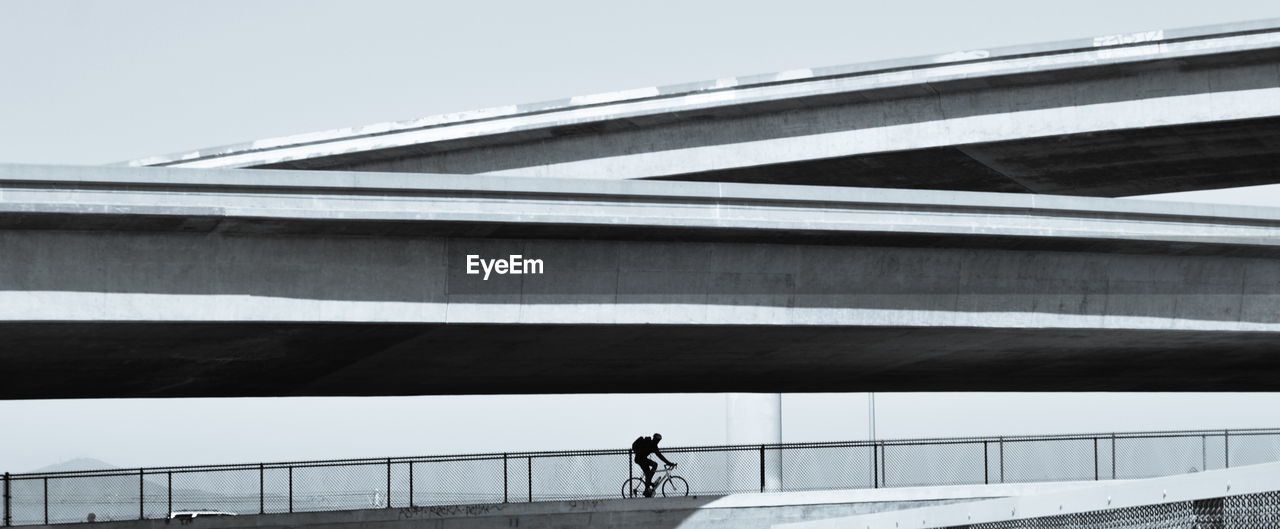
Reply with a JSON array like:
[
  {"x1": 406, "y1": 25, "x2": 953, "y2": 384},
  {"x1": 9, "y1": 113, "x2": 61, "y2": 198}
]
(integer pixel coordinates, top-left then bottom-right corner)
[{"x1": 653, "y1": 433, "x2": 662, "y2": 441}]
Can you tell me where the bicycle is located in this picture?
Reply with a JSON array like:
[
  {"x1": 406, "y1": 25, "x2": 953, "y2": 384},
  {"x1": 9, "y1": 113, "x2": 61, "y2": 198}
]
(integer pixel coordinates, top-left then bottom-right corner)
[{"x1": 621, "y1": 463, "x2": 689, "y2": 498}]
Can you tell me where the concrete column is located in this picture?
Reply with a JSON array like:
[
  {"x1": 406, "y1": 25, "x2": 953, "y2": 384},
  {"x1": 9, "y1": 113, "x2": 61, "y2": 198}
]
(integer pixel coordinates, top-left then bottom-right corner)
[{"x1": 725, "y1": 393, "x2": 782, "y2": 491}]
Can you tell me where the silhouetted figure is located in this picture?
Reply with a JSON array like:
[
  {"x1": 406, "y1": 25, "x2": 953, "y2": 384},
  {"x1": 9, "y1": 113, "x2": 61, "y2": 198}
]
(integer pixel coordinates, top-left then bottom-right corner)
[{"x1": 632, "y1": 433, "x2": 675, "y2": 497}]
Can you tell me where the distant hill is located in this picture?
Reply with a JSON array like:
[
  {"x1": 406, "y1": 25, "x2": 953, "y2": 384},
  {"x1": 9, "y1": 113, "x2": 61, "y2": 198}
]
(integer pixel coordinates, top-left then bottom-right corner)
[
  {"x1": 13, "y1": 458, "x2": 173, "y2": 524},
  {"x1": 28, "y1": 457, "x2": 118, "y2": 473}
]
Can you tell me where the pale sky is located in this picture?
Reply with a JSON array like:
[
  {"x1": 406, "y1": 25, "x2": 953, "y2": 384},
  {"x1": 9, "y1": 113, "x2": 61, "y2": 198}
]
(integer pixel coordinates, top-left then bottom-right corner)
[
  {"x1": 5, "y1": 393, "x2": 1280, "y2": 473},
  {"x1": 3, "y1": 0, "x2": 1280, "y2": 474},
  {"x1": 2, "y1": 0, "x2": 1279, "y2": 166}
]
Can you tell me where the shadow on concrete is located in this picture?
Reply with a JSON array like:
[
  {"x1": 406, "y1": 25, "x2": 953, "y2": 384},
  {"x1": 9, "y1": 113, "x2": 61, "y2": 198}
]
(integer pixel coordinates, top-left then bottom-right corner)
[{"x1": 6, "y1": 323, "x2": 1280, "y2": 398}]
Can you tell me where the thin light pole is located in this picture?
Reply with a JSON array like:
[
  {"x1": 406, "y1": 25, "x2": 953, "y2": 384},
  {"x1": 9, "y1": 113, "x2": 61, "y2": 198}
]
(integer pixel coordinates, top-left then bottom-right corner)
[
  {"x1": 868, "y1": 392, "x2": 878, "y2": 490},
  {"x1": 867, "y1": 393, "x2": 877, "y2": 441}
]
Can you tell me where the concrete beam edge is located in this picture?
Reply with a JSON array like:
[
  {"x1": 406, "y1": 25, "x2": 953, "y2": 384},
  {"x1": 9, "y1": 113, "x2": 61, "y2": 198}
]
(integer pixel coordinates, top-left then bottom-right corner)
[
  {"x1": 121, "y1": 19, "x2": 1280, "y2": 169},
  {"x1": 3, "y1": 164, "x2": 1280, "y2": 225}
]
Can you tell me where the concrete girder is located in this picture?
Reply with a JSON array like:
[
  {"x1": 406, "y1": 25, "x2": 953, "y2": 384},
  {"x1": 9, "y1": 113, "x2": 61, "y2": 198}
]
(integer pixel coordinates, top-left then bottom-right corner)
[{"x1": 3, "y1": 165, "x2": 1280, "y2": 398}]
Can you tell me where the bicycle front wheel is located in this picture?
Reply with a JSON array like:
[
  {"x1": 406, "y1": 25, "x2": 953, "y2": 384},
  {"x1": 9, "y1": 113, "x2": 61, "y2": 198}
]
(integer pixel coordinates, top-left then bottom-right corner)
[
  {"x1": 661, "y1": 475, "x2": 689, "y2": 497},
  {"x1": 621, "y1": 477, "x2": 648, "y2": 499}
]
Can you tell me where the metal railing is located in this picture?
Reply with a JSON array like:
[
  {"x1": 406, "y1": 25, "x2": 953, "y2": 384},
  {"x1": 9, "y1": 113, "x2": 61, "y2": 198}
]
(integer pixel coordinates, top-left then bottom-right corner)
[{"x1": 3, "y1": 428, "x2": 1279, "y2": 526}]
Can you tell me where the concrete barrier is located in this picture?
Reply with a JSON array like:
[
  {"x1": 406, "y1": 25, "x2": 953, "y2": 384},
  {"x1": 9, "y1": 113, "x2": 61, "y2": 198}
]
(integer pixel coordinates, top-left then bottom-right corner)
[
  {"x1": 15, "y1": 482, "x2": 1103, "y2": 529},
  {"x1": 776, "y1": 461, "x2": 1280, "y2": 529}
]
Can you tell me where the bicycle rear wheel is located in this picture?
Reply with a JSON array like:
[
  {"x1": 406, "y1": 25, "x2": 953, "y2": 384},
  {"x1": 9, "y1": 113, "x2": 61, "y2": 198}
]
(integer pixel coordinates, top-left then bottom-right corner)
[
  {"x1": 621, "y1": 477, "x2": 648, "y2": 499},
  {"x1": 661, "y1": 475, "x2": 689, "y2": 497}
]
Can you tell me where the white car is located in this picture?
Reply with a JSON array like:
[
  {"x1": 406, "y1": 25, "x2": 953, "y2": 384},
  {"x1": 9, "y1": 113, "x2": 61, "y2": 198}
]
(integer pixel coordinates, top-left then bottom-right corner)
[{"x1": 168, "y1": 511, "x2": 236, "y2": 520}]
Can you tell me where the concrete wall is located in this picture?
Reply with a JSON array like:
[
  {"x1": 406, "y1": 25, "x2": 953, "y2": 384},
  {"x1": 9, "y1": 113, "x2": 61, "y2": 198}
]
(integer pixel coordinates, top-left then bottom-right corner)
[
  {"x1": 15, "y1": 483, "x2": 1098, "y2": 529},
  {"x1": 780, "y1": 462, "x2": 1280, "y2": 529}
]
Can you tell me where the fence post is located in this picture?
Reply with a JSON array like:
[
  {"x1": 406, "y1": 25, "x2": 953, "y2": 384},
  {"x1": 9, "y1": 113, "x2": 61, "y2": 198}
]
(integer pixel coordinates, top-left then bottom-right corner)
[
  {"x1": 998, "y1": 438, "x2": 1004, "y2": 483},
  {"x1": 1093, "y1": 437, "x2": 1099, "y2": 481},
  {"x1": 167, "y1": 472, "x2": 172, "y2": 518},
  {"x1": 289, "y1": 466, "x2": 294, "y2": 513},
  {"x1": 759, "y1": 445, "x2": 766, "y2": 493},
  {"x1": 4, "y1": 472, "x2": 10, "y2": 527},
  {"x1": 386, "y1": 459, "x2": 392, "y2": 508},
  {"x1": 983, "y1": 441, "x2": 989, "y2": 485},
  {"x1": 43, "y1": 477, "x2": 47, "y2": 525},
  {"x1": 259, "y1": 463, "x2": 264, "y2": 515},
  {"x1": 1202, "y1": 435, "x2": 1207, "y2": 472},
  {"x1": 872, "y1": 444, "x2": 878, "y2": 488},
  {"x1": 627, "y1": 450, "x2": 633, "y2": 487},
  {"x1": 139, "y1": 469, "x2": 145, "y2": 520},
  {"x1": 408, "y1": 462, "x2": 413, "y2": 508},
  {"x1": 503, "y1": 454, "x2": 509, "y2": 503},
  {"x1": 1224, "y1": 430, "x2": 1230, "y2": 469},
  {"x1": 881, "y1": 443, "x2": 887, "y2": 487},
  {"x1": 526, "y1": 457, "x2": 532, "y2": 503},
  {"x1": 1111, "y1": 433, "x2": 1116, "y2": 479}
]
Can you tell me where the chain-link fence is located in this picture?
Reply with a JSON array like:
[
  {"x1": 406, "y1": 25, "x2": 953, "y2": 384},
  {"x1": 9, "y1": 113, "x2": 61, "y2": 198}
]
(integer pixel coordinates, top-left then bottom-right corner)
[
  {"x1": 945, "y1": 491, "x2": 1280, "y2": 529},
  {"x1": 4, "y1": 428, "x2": 1278, "y2": 526}
]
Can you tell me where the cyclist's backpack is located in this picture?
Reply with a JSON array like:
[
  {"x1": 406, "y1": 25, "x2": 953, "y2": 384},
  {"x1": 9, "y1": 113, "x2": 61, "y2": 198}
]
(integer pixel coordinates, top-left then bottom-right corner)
[{"x1": 632, "y1": 436, "x2": 647, "y2": 454}]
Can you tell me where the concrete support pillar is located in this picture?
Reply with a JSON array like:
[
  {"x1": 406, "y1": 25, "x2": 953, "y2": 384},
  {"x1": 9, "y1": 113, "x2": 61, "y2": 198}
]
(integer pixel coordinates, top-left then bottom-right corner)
[{"x1": 725, "y1": 393, "x2": 782, "y2": 492}]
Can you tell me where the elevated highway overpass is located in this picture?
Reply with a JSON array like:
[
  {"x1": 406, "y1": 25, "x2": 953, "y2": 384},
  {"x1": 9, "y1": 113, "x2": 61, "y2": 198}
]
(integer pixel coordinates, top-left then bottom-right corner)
[
  {"x1": 3, "y1": 164, "x2": 1280, "y2": 398},
  {"x1": 130, "y1": 19, "x2": 1280, "y2": 197}
]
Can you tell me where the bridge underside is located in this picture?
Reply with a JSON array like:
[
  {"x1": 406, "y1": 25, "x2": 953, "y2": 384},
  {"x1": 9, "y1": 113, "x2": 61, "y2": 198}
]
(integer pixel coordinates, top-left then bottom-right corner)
[
  {"x1": 654, "y1": 116, "x2": 1280, "y2": 197},
  {"x1": 5, "y1": 166, "x2": 1280, "y2": 399},
  {"x1": 7, "y1": 322, "x2": 1280, "y2": 399},
  {"x1": 235, "y1": 45, "x2": 1280, "y2": 198},
  {"x1": 130, "y1": 24, "x2": 1280, "y2": 199}
]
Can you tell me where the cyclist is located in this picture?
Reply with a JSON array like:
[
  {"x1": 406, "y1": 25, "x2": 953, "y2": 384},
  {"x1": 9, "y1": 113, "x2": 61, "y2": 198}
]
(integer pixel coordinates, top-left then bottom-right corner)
[{"x1": 632, "y1": 433, "x2": 676, "y2": 497}]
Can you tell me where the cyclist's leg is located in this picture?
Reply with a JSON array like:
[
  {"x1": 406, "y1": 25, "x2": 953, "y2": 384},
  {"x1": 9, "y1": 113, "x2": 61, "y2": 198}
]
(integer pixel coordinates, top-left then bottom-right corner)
[
  {"x1": 636, "y1": 456, "x2": 657, "y2": 489},
  {"x1": 643, "y1": 458, "x2": 658, "y2": 496}
]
